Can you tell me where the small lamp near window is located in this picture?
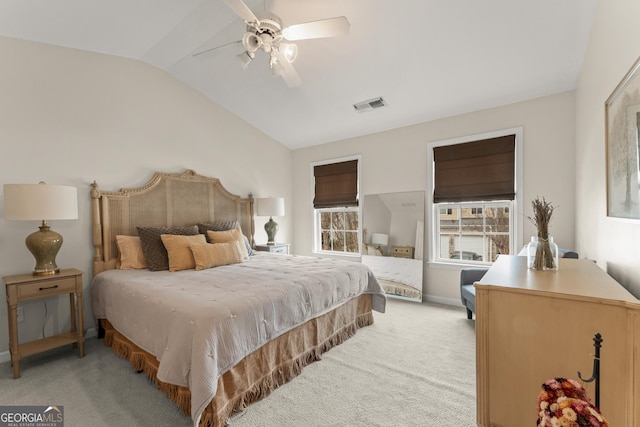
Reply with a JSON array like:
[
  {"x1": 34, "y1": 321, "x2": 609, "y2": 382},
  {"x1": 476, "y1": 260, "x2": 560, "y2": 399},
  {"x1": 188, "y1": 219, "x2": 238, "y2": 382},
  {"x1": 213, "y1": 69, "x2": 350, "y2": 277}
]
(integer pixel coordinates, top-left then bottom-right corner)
[
  {"x1": 371, "y1": 233, "x2": 389, "y2": 251},
  {"x1": 3, "y1": 182, "x2": 78, "y2": 276},
  {"x1": 256, "y1": 197, "x2": 285, "y2": 245}
]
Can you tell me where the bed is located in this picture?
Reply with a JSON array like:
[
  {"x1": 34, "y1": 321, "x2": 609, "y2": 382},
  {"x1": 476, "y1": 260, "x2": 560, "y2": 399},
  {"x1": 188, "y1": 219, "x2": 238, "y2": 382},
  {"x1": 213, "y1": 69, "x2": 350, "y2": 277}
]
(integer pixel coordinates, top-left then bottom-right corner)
[
  {"x1": 89, "y1": 169, "x2": 386, "y2": 427},
  {"x1": 361, "y1": 254, "x2": 422, "y2": 301}
]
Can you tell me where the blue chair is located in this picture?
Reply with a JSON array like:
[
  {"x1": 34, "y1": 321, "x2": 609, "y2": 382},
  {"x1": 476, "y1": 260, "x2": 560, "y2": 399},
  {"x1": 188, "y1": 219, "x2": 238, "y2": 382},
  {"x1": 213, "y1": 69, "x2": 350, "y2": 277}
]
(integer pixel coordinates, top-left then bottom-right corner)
[{"x1": 460, "y1": 268, "x2": 489, "y2": 320}]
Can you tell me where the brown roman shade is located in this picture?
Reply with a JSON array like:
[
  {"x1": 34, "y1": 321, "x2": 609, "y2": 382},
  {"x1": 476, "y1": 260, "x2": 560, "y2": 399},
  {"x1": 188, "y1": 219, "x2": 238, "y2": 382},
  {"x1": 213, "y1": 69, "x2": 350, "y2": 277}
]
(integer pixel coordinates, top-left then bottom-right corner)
[
  {"x1": 433, "y1": 135, "x2": 515, "y2": 203},
  {"x1": 313, "y1": 160, "x2": 359, "y2": 208}
]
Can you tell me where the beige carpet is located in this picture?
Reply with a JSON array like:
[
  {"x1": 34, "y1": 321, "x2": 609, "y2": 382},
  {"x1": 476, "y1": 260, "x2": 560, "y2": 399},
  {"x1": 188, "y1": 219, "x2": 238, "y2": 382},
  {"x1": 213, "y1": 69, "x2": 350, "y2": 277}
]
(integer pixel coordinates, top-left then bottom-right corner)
[{"x1": 0, "y1": 299, "x2": 476, "y2": 426}]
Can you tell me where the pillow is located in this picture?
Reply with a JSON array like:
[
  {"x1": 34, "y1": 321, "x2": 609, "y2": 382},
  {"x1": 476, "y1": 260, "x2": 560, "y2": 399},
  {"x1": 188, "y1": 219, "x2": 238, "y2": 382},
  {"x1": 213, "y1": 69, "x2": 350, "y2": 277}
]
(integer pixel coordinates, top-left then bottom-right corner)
[
  {"x1": 199, "y1": 221, "x2": 254, "y2": 256},
  {"x1": 160, "y1": 234, "x2": 207, "y2": 272},
  {"x1": 242, "y1": 234, "x2": 255, "y2": 256},
  {"x1": 197, "y1": 220, "x2": 240, "y2": 235},
  {"x1": 207, "y1": 228, "x2": 249, "y2": 260},
  {"x1": 190, "y1": 241, "x2": 245, "y2": 270},
  {"x1": 137, "y1": 225, "x2": 199, "y2": 271},
  {"x1": 115, "y1": 235, "x2": 148, "y2": 269}
]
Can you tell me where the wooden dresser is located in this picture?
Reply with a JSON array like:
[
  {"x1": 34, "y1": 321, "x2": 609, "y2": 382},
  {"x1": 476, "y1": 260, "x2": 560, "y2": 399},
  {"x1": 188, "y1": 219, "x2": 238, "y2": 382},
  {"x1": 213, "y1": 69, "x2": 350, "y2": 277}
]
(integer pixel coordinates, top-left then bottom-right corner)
[{"x1": 475, "y1": 255, "x2": 640, "y2": 427}]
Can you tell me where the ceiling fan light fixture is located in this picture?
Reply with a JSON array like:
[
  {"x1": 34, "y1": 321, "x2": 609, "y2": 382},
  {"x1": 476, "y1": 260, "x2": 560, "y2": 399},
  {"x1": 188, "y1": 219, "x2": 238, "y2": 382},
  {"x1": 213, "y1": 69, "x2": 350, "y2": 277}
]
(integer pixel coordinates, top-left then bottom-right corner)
[
  {"x1": 236, "y1": 51, "x2": 254, "y2": 70},
  {"x1": 281, "y1": 43, "x2": 298, "y2": 63},
  {"x1": 242, "y1": 32, "x2": 262, "y2": 53}
]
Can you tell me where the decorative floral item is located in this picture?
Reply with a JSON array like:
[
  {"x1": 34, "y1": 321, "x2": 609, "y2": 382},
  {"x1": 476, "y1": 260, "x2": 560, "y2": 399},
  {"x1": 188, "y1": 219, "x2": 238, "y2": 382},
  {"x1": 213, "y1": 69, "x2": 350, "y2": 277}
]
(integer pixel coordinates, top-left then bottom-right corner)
[
  {"x1": 537, "y1": 377, "x2": 609, "y2": 427},
  {"x1": 528, "y1": 197, "x2": 558, "y2": 270}
]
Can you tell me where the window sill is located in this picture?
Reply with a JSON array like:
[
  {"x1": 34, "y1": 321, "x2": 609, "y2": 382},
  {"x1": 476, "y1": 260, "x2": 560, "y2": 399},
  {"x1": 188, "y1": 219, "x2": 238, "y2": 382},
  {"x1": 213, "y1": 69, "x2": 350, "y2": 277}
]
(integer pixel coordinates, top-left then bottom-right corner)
[{"x1": 427, "y1": 260, "x2": 493, "y2": 270}]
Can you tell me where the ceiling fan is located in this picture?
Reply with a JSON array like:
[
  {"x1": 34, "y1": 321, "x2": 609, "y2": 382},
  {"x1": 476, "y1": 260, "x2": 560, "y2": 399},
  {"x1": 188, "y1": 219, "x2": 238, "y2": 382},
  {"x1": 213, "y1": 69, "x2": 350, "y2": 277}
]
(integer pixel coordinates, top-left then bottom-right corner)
[{"x1": 193, "y1": 0, "x2": 350, "y2": 87}]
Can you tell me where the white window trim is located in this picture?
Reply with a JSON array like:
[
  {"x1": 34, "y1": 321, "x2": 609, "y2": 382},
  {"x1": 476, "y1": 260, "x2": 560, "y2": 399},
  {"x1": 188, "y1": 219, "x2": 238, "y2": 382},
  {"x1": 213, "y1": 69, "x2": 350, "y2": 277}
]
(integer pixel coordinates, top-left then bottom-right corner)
[
  {"x1": 310, "y1": 155, "x2": 362, "y2": 257},
  {"x1": 426, "y1": 127, "x2": 523, "y2": 265}
]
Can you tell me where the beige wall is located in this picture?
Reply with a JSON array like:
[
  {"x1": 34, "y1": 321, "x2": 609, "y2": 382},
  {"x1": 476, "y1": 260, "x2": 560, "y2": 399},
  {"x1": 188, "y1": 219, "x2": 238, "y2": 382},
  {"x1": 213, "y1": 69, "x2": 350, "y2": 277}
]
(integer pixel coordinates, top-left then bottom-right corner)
[
  {"x1": 292, "y1": 91, "x2": 577, "y2": 304},
  {"x1": 0, "y1": 37, "x2": 292, "y2": 355},
  {"x1": 575, "y1": 0, "x2": 640, "y2": 296}
]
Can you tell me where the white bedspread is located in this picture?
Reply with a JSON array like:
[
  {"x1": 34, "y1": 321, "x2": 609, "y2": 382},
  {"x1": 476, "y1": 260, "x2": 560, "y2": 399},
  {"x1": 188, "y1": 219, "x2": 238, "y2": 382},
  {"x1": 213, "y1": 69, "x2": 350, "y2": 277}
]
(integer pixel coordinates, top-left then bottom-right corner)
[
  {"x1": 361, "y1": 254, "x2": 422, "y2": 291},
  {"x1": 92, "y1": 252, "x2": 386, "y2": 425}
]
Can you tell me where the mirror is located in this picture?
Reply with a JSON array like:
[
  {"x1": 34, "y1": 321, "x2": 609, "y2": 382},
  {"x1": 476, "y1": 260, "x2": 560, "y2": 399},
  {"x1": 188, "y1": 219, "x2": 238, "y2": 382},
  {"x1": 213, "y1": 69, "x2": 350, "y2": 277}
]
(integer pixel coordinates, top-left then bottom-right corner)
[{"x1": 361, "y1": 191, "x2": 425, "y2": 302}]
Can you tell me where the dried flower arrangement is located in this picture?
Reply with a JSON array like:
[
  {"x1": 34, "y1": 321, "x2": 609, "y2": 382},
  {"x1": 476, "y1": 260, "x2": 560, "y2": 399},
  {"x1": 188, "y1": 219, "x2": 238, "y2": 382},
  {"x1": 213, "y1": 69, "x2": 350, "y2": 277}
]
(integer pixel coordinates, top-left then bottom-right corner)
[
  {"x1": 537, "y1": 378, "x2": 609, "y2": 427},
  {"x1": 528, "y1": 197, "x2": 557, "y2": 270}
]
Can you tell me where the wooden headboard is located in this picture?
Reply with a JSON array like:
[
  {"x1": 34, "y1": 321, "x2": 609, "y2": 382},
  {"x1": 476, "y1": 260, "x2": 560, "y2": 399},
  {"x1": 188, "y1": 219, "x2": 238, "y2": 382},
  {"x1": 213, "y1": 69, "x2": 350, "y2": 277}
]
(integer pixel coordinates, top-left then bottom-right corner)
[{"x1": 90, "y1": 169, "x2": 254, "y2": 276}]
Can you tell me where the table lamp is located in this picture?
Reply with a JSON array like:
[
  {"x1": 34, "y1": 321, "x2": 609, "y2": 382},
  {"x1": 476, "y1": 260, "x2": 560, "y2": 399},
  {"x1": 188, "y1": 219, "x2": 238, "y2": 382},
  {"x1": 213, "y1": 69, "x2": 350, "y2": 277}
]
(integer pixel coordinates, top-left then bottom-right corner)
[
  {"x1": 371, "y1": 233, "x2": 389, "y2": 251},
  {"x1": 3, "y1": 182, "x2": 78, "y2": 276},
  {"x1": 256, "y1": 197, "x2": 285, "y2": 245}
]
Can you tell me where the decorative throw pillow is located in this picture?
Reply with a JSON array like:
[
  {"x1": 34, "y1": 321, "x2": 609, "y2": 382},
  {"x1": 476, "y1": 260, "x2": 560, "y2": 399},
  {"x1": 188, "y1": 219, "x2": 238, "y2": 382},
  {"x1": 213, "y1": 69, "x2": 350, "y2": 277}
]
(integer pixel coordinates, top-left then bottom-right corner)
[
  {"x1": 190, "y1": 241, "x2": 245, "y2": 270},
  {"x1": 137, "y1": 225, "x2": 199, "y2": 271},
  {"x1": 115, "y1": 235, "x2": 148, "y2": 269},
  {"x1": 242, "y1": 234, "x2": 255, "y2": 256},
  {"x1": 199, "y1": 221, "x2": 254, "y2": 256},
  {"x1": 207, "y1": 228, "x2": 249, "y2": 260},
  {"x1": 197, "y1": 220, "x2": 240, "y2": 236},
  {"x1": 160, "y1": 234, "x2": 207, "y2": 272}
]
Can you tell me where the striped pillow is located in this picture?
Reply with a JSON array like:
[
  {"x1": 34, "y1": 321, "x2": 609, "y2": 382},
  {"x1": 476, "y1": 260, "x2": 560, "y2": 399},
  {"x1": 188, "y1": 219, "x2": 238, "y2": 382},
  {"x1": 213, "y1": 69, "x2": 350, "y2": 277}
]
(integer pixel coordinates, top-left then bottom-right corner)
[{"x1": 190, "y1": 241, "x2": 245, "y2": 270}]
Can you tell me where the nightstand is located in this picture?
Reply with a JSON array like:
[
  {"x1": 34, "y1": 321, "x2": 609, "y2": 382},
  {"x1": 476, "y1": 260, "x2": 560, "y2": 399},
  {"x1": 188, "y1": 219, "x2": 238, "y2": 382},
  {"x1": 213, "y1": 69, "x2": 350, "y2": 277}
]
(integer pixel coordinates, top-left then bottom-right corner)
[
  {"x1": 4, "y1": 268, "x2": 85, "y2": 378},
  {"x1": 254, "y1": 243, "x2": 290, "y2": 254}
]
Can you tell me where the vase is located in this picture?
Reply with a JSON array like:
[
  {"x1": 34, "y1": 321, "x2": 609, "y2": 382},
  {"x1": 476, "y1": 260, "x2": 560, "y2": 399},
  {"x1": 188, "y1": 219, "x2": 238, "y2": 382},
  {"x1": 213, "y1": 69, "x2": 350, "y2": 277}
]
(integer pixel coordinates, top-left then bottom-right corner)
[{"x1": 527, "y1": 236, "x2": 559, "y2": 270}]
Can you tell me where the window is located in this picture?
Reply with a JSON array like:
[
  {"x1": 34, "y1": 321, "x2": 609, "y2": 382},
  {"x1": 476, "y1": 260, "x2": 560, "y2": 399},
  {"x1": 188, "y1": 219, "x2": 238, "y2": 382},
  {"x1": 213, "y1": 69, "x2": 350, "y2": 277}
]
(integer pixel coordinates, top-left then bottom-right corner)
[
  {"x1": 437, "y1": 202, "x2": 511, "y2": 263},
  {"x1": 316, "y1": 208, "x2": 360, "y2": 253},
  {"x1": 312, "y1": 157, "x2": 360, "y2": 255},
  {"x1": 428, "y1": 129, "x2": 523, "y2": 264}
]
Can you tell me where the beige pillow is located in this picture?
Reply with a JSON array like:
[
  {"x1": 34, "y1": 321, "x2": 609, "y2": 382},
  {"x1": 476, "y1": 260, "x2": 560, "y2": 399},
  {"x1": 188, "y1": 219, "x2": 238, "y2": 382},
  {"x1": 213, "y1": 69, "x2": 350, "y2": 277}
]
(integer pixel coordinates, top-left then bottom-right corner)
[
  {"x1": 116, "y1": 235, "x2": 148, "y2": 269},
  {"x1": 190, "y1": 241, "x2": 245, "y2": 271},
  {"x1": 206, "y1": 227, "x2": 249, "y2": 260},
  {"x1": 160, "y1": 234, "x2": 207, "y2": 272}
]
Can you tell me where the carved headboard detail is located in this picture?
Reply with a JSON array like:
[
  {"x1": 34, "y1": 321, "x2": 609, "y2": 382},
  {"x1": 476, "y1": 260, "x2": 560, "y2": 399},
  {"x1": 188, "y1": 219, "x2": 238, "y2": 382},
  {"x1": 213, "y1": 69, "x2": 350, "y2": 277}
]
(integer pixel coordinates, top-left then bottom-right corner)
[{"x1": 90, "y1": 169, "x2": 254, "y2": 276}]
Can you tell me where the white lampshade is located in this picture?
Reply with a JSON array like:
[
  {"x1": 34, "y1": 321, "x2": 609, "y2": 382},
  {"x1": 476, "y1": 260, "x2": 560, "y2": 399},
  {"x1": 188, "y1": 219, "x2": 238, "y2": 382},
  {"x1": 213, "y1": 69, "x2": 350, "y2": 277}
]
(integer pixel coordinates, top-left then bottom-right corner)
[
  {"x1": 4, "y1": 183, "x2": 78, "y2": 220},
  {"x1": 256, "y1": 197, "x2": 285, "y2": 217},
  {"x1": 371, "y1": 233, "x2": 389, "y2": 247},
  {"x1": 3, "y1": 182, "x2": 78, "y2": 276}
]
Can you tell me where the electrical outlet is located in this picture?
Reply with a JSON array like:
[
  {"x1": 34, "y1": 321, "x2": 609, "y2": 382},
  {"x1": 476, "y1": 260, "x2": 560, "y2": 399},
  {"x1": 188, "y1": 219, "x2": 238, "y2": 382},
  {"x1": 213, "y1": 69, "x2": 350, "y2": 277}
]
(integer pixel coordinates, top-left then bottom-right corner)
[{"x1": 17, "y1": 307, "x2": 24, "y2": 322}]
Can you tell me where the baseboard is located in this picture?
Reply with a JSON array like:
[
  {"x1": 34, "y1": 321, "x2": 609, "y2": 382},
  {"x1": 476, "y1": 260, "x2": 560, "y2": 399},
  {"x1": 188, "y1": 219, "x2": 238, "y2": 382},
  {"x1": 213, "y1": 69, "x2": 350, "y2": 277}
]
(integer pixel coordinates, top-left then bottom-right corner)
[
  {"x1": 423, "y1": 294, "x2": 464, "y2": 307},
  {"x1": 0, "y1": 327, "x2": 98, "y2": 364}
]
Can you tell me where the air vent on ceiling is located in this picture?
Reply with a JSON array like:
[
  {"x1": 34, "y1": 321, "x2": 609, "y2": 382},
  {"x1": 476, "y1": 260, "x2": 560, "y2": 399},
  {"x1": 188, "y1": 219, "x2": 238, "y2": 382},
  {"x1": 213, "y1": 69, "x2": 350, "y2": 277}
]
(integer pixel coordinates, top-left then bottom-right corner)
[{"x1": 353, "y1": 97, "x2": 387, "y2": 113}]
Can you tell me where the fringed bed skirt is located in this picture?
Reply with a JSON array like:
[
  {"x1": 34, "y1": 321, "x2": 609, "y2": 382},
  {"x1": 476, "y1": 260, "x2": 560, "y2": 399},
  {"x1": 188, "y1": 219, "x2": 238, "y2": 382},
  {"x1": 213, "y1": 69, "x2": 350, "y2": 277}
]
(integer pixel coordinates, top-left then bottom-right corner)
[{"x1": 101, "y1": 294, "x2": 374, "y2": 426}]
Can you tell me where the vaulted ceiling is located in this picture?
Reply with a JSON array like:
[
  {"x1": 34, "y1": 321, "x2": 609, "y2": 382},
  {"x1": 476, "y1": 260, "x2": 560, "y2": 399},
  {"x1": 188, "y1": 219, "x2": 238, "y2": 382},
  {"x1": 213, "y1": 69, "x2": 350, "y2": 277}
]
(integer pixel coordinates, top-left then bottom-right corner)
[{"x1": 0, "y1": 0, "x2": 597, "y2": 149}]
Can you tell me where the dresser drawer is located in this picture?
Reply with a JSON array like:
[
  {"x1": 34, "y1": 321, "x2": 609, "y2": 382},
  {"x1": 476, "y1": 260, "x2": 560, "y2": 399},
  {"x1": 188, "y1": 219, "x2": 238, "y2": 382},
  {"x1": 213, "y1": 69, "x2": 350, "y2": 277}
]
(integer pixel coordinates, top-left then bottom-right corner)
[
  {"x1": 269, "y1": 245, "x2": 287, "y2": 254},
  {"x1": 17, "y1": 277, "x2": 76, "y2": 300},
  {"x1": 391, "y1": 246, "x2": 415, "y2": 259}
]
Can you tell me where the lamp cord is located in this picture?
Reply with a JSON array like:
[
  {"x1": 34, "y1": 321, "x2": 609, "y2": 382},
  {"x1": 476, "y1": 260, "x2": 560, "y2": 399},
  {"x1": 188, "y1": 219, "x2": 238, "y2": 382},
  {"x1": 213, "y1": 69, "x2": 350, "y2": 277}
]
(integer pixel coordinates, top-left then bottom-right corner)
[{"x1": 42, "y1": 301, "x2": 48, "y2": 338}]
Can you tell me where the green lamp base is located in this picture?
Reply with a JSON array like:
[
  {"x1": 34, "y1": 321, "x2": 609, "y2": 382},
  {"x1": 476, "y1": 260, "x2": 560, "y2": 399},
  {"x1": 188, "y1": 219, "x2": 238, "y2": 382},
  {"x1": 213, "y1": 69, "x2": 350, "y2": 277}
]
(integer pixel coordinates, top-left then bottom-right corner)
[{"x1": 265, "y1": 217, "x2": 279, "y2": 245}]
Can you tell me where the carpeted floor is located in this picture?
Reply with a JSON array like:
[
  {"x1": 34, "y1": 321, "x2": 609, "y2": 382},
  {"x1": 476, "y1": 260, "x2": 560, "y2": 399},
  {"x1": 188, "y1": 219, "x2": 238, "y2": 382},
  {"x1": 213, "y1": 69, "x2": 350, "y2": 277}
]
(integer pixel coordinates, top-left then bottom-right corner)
[{"x1": 0, "y1": 299, "x2": 476, "y2": 426}]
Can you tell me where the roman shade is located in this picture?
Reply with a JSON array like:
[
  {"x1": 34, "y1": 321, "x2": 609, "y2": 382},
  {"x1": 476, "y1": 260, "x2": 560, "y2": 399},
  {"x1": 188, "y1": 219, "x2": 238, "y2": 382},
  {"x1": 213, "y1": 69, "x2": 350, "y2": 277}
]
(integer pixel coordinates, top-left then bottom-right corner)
[
  {"x1": 313, "y1": 159, "x2": 359, "y2": 208},
  {"x1": 433, "y1": 135, "x2": 515, "y2": 203}
]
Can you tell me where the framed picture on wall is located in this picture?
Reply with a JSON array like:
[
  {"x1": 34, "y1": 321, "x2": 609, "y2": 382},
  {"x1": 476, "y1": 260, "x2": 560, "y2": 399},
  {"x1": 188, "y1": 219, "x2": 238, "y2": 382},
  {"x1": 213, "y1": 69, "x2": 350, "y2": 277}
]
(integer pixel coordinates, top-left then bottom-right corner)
[{"x1": 606, "y1": 56, "x2": 640, "y2": 219}]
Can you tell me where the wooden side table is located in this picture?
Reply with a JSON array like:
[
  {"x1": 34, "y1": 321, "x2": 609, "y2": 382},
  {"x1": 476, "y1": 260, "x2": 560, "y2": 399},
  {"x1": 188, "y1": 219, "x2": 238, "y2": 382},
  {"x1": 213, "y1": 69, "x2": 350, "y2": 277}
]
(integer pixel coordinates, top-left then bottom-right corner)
[
  {"x1": 254, "y1": 243, "x2": 290, "y2": 254},
  {"x1": 4, "y1": 268, "x2": 85, "y2": 378}
]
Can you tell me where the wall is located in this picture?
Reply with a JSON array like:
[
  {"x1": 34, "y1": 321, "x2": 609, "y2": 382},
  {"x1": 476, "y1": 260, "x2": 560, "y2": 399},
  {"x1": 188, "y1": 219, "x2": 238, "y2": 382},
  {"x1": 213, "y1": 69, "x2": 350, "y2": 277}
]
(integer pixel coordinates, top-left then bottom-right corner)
[
  {"x1": 0, "y1": 37, "x2": 292, "y2": 356},
  {"x1": 575, "y1": 0, "x2": 640, "y2": 296},
  {"x1": 292, "y1": 91, "x2": 576, "y2": 305}
]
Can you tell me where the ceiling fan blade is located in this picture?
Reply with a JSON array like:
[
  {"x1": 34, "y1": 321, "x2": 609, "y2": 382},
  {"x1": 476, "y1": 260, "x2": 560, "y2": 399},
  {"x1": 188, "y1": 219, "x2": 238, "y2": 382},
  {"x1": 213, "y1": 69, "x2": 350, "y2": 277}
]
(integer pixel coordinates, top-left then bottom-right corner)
[
  {"x1": 224, "y1": 0, "x2": 259, "y2": 24},
  {"x1": 274, "y1": 50, "x2": 301, "y2": 88},
  {"x1": 283, "y1": 16, "x2": 350, "y2": 41},
  {"x1": 192, "y1": 40, "x2": 242, "y2": 60}
]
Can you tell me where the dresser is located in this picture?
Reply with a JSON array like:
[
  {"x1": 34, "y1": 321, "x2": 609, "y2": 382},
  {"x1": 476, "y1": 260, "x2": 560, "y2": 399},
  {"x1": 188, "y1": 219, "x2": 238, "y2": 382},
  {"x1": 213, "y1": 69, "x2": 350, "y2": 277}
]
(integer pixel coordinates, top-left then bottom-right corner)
[
  {"x1": 475, "y1": 256, "x2": 640, "y2": 426},
  {"x1": 391, "y1": 245, "x2": 414, "y2": 259}
]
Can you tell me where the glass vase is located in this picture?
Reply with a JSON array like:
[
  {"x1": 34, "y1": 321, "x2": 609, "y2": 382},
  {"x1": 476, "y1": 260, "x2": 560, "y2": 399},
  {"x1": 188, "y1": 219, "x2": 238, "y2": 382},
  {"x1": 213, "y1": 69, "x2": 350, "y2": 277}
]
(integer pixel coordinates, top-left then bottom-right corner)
[{"x1": 527, "y1": 236, "x2": 559, "y2": 271}]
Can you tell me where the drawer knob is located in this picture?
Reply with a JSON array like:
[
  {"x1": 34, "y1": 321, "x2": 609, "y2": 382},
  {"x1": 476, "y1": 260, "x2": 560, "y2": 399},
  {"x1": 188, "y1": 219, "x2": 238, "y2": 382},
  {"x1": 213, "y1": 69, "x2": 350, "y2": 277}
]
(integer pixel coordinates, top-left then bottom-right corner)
[{"x1": 39, "y1": 284, "x2": 59, "y2": 291}]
